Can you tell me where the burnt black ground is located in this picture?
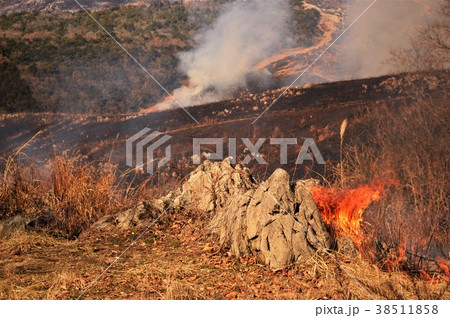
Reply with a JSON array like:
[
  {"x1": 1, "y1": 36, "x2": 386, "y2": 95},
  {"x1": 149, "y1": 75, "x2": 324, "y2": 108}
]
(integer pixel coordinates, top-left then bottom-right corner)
[{"x1": 0, "y1": 72, "x2": 447, "y2": 181}]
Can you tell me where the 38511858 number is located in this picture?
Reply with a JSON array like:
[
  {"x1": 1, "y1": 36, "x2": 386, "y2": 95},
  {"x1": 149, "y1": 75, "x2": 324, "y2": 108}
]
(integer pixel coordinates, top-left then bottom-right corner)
[{"x1": 376, "y1": 304, "x2": 438, "y2": 315}]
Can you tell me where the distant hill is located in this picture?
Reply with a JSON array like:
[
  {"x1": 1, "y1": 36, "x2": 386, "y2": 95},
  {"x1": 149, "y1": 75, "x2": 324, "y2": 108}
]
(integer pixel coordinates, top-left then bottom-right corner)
[
  {"x1": 0, "y1": 1, "x2": 170, "y2": 14},
  {"x1": 0, "y1": 1, "x2": 323, "y2": 114}
]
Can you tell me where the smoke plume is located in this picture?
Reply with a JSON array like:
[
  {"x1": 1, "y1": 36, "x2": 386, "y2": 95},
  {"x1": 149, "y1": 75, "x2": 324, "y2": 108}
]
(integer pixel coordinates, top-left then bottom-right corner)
[
  {"x1": 334, "y1": 0, "x2": 441, "y2": 79},
  {"x1": 159, "y1": 0, "x2": 290, "y2": 109}
]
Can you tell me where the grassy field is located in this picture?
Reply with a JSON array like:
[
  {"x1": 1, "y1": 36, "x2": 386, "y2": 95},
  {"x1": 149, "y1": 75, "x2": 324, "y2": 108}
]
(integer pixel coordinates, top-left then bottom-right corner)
[
  {"x1": 0, "y1": 0, "x2": 448, "y2": 300},
  {"x1": 1, "y1": 214, "x2": 448, "y2": 300}
]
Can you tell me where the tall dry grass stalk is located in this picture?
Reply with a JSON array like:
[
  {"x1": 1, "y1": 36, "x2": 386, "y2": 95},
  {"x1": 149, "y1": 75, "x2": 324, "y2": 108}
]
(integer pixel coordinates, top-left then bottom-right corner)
[
  {"x1": 339, "y1": 119, "x2": 347, "y2": 187},
  {"x1": 0, "y1": 131, "x2": 44, "y2": 219}
]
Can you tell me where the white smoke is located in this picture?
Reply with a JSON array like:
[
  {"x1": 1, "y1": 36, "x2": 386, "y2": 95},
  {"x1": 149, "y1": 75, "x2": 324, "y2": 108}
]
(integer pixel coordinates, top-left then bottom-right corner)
[
  {"x1": 333, "y1": 0, "x2": 441, "y2": 79},
  {"x1": 159, "y1": 0, "x2": 291, "y2": 109}
]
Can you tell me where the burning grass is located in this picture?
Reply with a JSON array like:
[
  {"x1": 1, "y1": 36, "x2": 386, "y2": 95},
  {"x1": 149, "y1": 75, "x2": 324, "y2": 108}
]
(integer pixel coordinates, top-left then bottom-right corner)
[
  {"x1": 318, "y1": 92, "x2": 450, "y2": 282},
  {"x1": 310, "y1": 180, "x2": 398, "y2": 249}
]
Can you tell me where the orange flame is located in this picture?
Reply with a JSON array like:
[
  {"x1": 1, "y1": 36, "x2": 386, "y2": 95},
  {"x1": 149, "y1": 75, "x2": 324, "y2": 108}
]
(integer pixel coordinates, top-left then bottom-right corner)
[
  {"x1": 310, "y1": 180, "x2": 396, "y2": 248},
  {"x1": 419, "y1": 258, "x2": 450, "y2": 283},
  {"x1": 437, "y1": 257, "x2": 450, "y2": 279},
  {"x1": 419, "y1": 269, "x2": 433, "y2": 281},
  {"x1": 383, "y1": 236, "x2": 407, "y2": 273}
]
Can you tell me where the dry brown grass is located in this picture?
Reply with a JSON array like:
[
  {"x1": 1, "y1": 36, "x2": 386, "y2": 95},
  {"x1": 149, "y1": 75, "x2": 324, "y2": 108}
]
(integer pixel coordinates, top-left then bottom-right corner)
[
  {"x1": 0, "y1": 146, "x2": 161, "y2": 238},
  {"x1": 1, "y1": 155, "x2": 122, "y2": 237},
  {"x1": 0, "y1": 228, "x2": 448, "y2": 300},
  {"x1": 0, "y1": 132, "x2": 46, "y2": 219},
  {"x1": 48, "y1": 156, "x2": 121, "y2": 237}
]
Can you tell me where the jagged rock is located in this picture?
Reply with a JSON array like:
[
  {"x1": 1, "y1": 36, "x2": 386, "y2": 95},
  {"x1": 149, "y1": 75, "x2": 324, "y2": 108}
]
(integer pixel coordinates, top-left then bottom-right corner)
[
  {"x1": 294, "y1": 180, "x2": 331, "y2": 252},
  {"x1": 246, "y1": 169, "x2": 331, "y2": 269},
  {"x1": 86, "y1": 158, "x2": 332, "y2": 270},
  {"x1": 1, "y1": 211, "x2": 58, "y2": 238},
  {"x1": 152, "y1": 188, "x2": 182, "y2": 213},
  {"x1": 209, "y1": 189, "x2": 255, "y2": 256},
  {"x1": 0, "y1": 215, "x2": 28, "y2": 238},
  {"x1": 27, "y1": 210, "x2": 55, "y2": 229},
  {"x1": 90, "y1": 201, "x2": 157, "y2": 231},
  {"x1": 89, "y1": 158, "x2": 255, "y2": 232},
  {"x1": 209, "y1": 165, "x2": 331, "y2": 269},
  {"x1": 172, "y1": 158, "x2": 255, "y2": 213},
  {"x1": 337, "y1": 236, "x2": 360, "y2": 258}
]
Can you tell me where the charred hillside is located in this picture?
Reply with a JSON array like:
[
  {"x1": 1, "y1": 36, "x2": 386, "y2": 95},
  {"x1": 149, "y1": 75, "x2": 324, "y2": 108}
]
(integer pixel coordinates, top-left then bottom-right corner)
[{"x1": 0, "y1": 71, "x2": 447, "y2": 181}]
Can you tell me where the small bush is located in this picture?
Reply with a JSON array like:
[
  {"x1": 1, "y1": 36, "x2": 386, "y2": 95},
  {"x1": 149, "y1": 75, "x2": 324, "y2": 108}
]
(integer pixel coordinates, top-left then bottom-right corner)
[
  {"x1": 0, "y1": 151, "x2": 153, "y2": 238},
  {"x1": 48, "y1": 156, "x2": 120, "y2": 237}
]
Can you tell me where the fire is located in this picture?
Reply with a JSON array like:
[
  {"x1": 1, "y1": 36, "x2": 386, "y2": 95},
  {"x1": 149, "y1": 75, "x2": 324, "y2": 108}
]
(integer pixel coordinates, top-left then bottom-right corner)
[
  {"x1": 383, "y1": 236, "x2": 407, "y2": 273},
  {"x1": 310, "y1": 180, "x2": 396, "y2": 248},
  {"x1": 437, "y1": 257, "x2": 450, "y2": 279},
  {"x1": 310, "y1": 180, "x2": 449, "y2": 281}
]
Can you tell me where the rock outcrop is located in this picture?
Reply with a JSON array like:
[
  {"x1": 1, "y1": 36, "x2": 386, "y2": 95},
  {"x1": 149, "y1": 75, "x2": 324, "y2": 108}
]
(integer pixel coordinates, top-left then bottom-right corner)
[
  {"x1": 0, "y1": 215, "x2": 28, "y2": 238},
  {"x1": 170, "y1": 158, "x2": 255, "y2": 213},
  {"x1": 204, "y1": 160, "x2": 331, "y2": 269},
  {"x1": 88, "y1": 158, "x2": 332, "y2": 269},
  {"x1": 0, "y1": 211, "x2": 56, "y2": 238},
  {"x1": 89, "y1": 201, "x2": 158, "y2": 232}
]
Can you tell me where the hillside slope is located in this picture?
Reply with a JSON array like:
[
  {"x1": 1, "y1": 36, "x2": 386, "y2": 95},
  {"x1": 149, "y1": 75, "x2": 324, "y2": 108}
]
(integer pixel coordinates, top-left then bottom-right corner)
[
  {"x1": 0, "y1": 71, "x2": 448, "y2": 300},
  {"x1": 1, "y1": 72, "x2": 447, "y2": 180},
  {"x1": 0, "y1": 1, "x2": 324, "y2": 113},
  {"x1": 0, "y1": 0, "x2": 159, "y2": 14}
]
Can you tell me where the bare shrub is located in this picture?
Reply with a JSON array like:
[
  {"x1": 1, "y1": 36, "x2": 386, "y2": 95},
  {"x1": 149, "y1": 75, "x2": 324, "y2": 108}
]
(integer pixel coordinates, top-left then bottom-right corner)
[
  {"x1": 48, "y1": 156, "x2": 122, "y2": 237},
  {"x1": 0, "y1": 149, "x2": 162, "y2": 238},
  {"x1": 389, "y1": 0, "x2": 450, "y2": 72}
]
